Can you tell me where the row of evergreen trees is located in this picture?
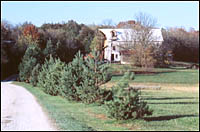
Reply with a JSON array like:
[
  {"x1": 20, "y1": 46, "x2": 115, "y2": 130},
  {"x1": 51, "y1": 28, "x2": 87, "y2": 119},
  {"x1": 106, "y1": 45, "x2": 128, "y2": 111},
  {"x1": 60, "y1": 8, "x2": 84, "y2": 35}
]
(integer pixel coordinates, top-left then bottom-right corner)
[
  {"x1": 19, "y1": 43, "x2": 112, "y2": 103},
  {"x1": 19, "y1": 43, "x2": 153, "y2": 120}
]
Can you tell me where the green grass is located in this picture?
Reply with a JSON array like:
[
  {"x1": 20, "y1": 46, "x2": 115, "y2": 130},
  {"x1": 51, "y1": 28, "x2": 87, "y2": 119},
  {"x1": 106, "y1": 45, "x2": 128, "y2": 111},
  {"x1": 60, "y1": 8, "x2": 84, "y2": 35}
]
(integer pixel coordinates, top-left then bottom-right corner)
[
  {"x1": 12, "y1": 82, "x2": 95, "y2": 131},
  {"x1": 111, "y1": 69, "x2": 199, "y2": 84},
  {"x1": 12, "y1": 82, "x2": 130, "y2": 131},
  {"x1": 109, "y1": 63, "x2": 176, "y2": 73},
  {"x1": 13, "y1": 81, "x2": 199, "y2": 131},
  {"x1": 135, "y1": 89, "x2": 199, "y2": 131}
]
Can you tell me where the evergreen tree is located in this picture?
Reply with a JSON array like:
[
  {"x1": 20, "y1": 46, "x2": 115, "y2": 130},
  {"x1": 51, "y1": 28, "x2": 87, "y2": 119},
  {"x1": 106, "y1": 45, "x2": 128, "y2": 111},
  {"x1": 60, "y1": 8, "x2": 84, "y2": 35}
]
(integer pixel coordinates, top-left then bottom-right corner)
[
  {"x1": 58, "y1": 51, "x2": 85, "y2": 101},
  {"x1": 18, "y1": 44, "x2": 43, "y2": 82},
  {"x1": 30, "y1": 63, "x2": 41, "y2": 86},
  {"x1": 43, "y1": 39, "x2": 57, "y2": 59},
  {"x1": 58, "y1": 50, "x2": 112, "y2": 103},
  {"x1": 122, "y1": 71, "x2": 135, "y2": 80},
  {"x1": 37, "y1": 55, "x2": 65, "y2": 96},
  {"x1": 77, "y1": 51, "x2": 111, "y2": 103},
  {"x1": 105, "y1": 73, "x2": 153, "y2": 120}
]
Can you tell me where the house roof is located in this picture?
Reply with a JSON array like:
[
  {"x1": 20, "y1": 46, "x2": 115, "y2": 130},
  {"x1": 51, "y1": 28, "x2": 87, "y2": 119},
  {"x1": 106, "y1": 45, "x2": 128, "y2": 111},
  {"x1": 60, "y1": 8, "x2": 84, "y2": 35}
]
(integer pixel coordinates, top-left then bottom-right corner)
[{"x1": 99, "y1": 28, "x2": 163, "y2": 42}]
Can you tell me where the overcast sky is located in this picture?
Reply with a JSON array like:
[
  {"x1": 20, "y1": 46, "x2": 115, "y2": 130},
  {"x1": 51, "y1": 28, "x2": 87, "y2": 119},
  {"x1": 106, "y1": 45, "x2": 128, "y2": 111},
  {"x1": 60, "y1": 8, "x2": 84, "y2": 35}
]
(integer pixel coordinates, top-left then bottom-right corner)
[{"x1": 1, "y1": 1, "x2": 199, "y2": 31}]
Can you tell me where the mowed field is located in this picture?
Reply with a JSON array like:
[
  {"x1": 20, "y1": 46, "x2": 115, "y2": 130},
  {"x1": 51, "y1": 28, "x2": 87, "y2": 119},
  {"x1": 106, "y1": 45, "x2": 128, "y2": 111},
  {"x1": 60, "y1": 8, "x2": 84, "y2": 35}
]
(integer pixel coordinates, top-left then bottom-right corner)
[{"x1": 12, "y1": 66, "x2": 199, "y2": 131}]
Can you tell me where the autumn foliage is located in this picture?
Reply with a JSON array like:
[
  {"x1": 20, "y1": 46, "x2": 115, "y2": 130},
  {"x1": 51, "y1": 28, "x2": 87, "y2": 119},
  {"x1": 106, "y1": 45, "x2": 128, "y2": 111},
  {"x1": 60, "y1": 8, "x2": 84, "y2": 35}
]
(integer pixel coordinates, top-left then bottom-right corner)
[{"x1": 23, "y1": 24, "x2": 40, "y2": 41}]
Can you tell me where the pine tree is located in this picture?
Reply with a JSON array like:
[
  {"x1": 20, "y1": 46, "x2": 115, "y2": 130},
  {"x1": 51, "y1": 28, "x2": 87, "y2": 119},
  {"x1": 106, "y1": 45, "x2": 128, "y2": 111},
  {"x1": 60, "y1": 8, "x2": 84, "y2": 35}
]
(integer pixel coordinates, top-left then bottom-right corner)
[
  {"x1": 78, "y1": 50, "x2": 111, "y2": 103},
  {"x1": 30, "y1": 63, "x2": 41, "y2": 86},
  {"x1": 58, "y1": 50, "x2": 112, "y2": 103},
  {"x1": 43, "y1": 39, "x2": 57, "y2": 59},
  {"x1": 37, "y1": 55, "x2": 65, "y2": 95},
  {"x1": 105, "y1": 72, "x2": 153, "y2": 120},
  {"x1": 18, "y1": 44, "x2": 43, "y2": 82},
  {"x1": 58, "y1": 51, "x2": 85, "y2": 101},
  {"x1": 122, "y1": 71, "x2": 135, "y2": 80}
]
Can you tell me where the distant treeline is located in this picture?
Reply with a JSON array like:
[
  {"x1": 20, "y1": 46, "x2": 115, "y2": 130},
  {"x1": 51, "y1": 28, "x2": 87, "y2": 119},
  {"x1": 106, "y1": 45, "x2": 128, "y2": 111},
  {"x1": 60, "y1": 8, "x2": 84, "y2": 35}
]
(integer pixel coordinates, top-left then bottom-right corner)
[
  {"x1": 1, "y1": 20, "x2": 97, "y2": 80},
  {"x1": 162, "y1": 27, "x2": 199, "y2": 63}
]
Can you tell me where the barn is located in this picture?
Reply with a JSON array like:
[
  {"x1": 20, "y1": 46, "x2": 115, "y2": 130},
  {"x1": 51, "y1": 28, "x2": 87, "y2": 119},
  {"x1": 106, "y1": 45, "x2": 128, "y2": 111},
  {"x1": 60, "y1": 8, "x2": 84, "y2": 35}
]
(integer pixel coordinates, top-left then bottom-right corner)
[{"x1": 99, "y1": 28, "x2": 164, "y2": 64}]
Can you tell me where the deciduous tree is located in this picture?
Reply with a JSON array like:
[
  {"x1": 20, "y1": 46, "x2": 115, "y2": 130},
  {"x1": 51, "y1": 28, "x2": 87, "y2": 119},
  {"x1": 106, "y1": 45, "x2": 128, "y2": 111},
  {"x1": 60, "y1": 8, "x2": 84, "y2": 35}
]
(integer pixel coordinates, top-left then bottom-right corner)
[{"x1": 119, "y1": 12, "x2": 161, "y2": 68}]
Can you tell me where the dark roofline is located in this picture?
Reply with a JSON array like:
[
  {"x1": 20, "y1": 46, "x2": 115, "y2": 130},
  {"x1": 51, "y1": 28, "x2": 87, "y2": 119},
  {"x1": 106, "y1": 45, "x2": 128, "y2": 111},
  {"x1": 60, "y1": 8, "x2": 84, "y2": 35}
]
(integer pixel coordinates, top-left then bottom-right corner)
[{"x1": 2, "y1": 40, "x2": 16, "y2": 45}]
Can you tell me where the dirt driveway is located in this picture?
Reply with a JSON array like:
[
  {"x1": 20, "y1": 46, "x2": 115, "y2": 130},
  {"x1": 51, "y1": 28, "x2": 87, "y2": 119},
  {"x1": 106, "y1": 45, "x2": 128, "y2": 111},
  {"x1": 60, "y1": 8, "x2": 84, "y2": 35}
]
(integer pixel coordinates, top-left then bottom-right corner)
[{"x1": 1, "y1": 82, "x2": 57, "y2": 131}]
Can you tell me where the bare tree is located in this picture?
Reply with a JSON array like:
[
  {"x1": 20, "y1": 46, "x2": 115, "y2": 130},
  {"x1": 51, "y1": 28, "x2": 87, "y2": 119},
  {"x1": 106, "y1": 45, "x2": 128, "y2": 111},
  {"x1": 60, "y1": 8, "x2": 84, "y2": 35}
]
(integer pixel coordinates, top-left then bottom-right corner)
[
  {"x1": 134, "y1": 12, "x2": 157, "y2": 28},
  {"x1": 119, "y1": 12, "x2": 161, "y2": 68},
  {"x1": 101, "y1": 19, "x2": 116, "y2": 28}
]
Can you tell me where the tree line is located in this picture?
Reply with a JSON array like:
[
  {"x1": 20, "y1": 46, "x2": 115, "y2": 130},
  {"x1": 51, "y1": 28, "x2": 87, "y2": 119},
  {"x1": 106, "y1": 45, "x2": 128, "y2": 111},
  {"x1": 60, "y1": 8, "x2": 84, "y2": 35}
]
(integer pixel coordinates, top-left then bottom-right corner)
[
  {"x1": 162, "y1": 27, "x2": 199, "y2": 63},
  {"x1": 1, "y1": 20, "x2": 96, "y2": 80}
]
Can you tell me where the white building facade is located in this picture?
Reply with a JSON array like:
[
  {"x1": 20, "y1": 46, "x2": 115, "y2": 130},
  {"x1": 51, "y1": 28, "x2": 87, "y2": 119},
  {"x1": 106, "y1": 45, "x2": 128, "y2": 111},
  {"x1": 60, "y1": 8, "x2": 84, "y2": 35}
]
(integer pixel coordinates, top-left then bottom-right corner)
[{"x1": 99, "y1": 28, "x2": 164, "y2": 63}]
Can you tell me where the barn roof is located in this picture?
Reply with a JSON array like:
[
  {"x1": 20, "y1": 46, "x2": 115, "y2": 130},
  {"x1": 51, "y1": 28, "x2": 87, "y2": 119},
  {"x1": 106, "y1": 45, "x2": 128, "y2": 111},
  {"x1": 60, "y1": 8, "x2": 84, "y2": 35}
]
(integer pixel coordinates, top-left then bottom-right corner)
[{"x1": 99, "y1": 28, "x2": 163, "y2": 42}]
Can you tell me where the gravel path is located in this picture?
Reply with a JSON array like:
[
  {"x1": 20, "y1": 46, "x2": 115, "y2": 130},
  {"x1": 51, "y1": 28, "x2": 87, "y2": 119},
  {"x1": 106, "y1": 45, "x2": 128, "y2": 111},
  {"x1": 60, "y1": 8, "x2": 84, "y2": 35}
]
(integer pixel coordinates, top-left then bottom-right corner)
[{"x1": 1, "y1": 82, "x2": 57, "y2": 131}]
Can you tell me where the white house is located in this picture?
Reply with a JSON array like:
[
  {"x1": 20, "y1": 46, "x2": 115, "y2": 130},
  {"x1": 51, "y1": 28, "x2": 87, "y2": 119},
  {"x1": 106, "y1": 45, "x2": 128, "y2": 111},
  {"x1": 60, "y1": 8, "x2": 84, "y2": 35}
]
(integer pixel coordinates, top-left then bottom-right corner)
[{"x1": 99, "y1": 28, "x2": 164, "y2": 64}]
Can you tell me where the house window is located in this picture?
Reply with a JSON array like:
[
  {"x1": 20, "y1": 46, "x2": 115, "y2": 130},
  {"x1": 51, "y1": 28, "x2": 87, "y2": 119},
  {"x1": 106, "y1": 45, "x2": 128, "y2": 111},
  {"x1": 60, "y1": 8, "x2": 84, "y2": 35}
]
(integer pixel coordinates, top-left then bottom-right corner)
[
  {"x1": 111, "y1": 30, "x2": 117, "y2": 37},
  {"x1": 116, "y1": 54, "x2": 118, "y2": 59},
  {"x1": 113, "y1": 46, "x2": 116, "y2": 50},
  {"x1": 111, "y1": 54, "x2": 114, "y2": 61}
]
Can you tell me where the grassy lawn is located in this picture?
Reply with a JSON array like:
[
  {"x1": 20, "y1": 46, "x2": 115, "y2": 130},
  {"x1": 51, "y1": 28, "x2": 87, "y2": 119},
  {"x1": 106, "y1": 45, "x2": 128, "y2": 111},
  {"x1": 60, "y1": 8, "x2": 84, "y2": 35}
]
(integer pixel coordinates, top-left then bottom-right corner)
[
  {"x1": 111, "y1": 68, "x2": 199, "y2": 84},
  {"x1": 137, "y1": 89, "x2": 199, "y2": 131},
  {"x1": 13, "y1": 81, "x2": 199, "y2": 131},
  {"x1": 12, "y1": 82, "x2": 129, "y2": 131},
  {"x1": 108, "y1": 63, "x2": 177, "y2": 73}
]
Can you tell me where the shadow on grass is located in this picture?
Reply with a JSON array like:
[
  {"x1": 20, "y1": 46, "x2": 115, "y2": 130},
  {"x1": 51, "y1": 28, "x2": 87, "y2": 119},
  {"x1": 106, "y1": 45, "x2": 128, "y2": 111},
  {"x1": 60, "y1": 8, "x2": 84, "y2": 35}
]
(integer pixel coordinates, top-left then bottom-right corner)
[
  {"x1": 167, "y1": 66, "x2": 189, "y2": 70},
  {"x1": 111, "y1": 74, "x2": 124, "y2": 77},
  {"x1": 141, "y1": 97, "x2": 199, "y2": 104},
  {"x1": 143, "y1": 114, "x2": 199, "y2": 121},
  {"x1": 141, "y1": 97, "x2": 198, "y2": 100},
  {"x1": 147, "y1": 102, "x2": 199, "y2": 104},
  {"x1": 111, "y1": 69, "x2": 177, "y2": 77}
]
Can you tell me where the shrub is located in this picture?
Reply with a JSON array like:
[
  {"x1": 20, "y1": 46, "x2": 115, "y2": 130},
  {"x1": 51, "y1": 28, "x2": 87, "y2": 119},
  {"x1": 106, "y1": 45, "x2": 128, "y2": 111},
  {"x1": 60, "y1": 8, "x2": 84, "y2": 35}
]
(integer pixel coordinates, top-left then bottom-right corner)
[
  {"x1": 105, "y1": 74, "x2": 152, "y2": 120},
  {"x1": 37, "y1": 55, "x2": 65, "y2": 96},
  {"x1": 58, "y1": 51, "x2": 111, "y2": 103},
  {"x1": 96, "y1": 88, "x2": 113, "y2": 105},
  {"x1": 18, "y1": 44, "x2": 43, "y2": 82},
  {"x1": 58, "y1": 52, "x2": 85, "y2": 101},
  {"x1": 30, "y1": 63, "x2": 41, "y2": 86},
  {"x1": 122, "y1": 71, "x2": 135, "y2": 80},
  {"x1": 78, "y1": 51, "x2": 111, "y2": 103},
  {"x1": 43, "y1": 39, "x2": 58, "y2": 59}
]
